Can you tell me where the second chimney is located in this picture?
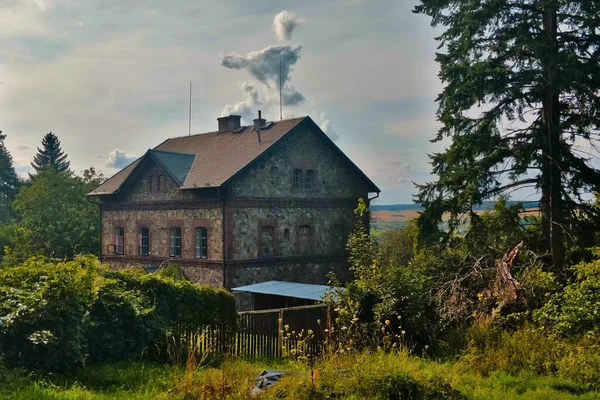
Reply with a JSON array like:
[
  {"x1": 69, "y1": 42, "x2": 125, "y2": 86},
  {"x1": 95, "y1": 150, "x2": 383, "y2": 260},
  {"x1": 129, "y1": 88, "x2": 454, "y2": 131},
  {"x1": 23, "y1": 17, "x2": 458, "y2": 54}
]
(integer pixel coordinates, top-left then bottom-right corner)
[
  {"x1": 253, "y1": 110, "x2": 266, "y2": 130},
  {"x1": 217, "y1": 115, "x2": 242, "y2": 132}
]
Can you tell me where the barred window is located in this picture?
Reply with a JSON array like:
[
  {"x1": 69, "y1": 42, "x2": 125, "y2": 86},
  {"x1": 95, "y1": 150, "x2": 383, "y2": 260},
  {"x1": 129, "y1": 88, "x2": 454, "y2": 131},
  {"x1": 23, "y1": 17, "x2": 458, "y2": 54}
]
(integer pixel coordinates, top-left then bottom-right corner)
[
  {"x1": 169, "y1": 227, "x2": 181, "y2": 257},
  {"x1": 195, "y1": 227, "x2": 208, "y2": 259},
  {"x1": 293, "y1": 169, "x2": 302, "y2": 190},
  {"x1": 114, "y1": 227, "x2": 124, "y2": 255},
  {"x1": 139, "y1": 227, "x2": 150, "y2": 256},
  {"x1": 305, "y1": 169, "x2": 315, "y2": 190}
]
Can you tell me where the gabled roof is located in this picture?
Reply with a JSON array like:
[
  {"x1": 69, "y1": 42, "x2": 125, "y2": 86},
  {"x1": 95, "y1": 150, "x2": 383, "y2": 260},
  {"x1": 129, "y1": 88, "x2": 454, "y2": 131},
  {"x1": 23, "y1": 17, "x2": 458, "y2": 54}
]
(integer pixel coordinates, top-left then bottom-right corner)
[
  {"x1": 231, "y1": 280, "x2": 331, "y2": 301},
  {"x1": 88, "y1": 116, "x2": 379, "y2": 196},
  {"x1": 147, "y1": 149, "x2": 195, "y2": 186}
]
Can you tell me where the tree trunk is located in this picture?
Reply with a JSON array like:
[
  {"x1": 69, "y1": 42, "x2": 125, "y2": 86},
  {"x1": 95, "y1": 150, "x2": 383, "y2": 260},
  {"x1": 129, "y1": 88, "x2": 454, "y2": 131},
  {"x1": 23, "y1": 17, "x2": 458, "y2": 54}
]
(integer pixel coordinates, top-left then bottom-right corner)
[{"x1": 541, "y1": 5, "x2": 565, "y2": 273}]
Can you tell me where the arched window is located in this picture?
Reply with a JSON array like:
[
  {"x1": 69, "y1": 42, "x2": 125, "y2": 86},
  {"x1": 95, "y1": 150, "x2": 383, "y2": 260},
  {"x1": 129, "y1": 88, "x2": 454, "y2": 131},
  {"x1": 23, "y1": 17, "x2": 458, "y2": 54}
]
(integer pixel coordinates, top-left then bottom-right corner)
[{"x1": 195, "y1": 227, "x2": 208, "y2": 259}]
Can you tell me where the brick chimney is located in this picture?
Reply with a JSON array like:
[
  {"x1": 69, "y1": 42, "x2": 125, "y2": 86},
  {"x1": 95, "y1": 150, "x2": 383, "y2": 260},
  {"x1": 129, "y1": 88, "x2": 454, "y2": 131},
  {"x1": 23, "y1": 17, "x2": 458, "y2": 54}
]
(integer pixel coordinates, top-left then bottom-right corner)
[
  {"x1": 253, "y1": 110, "x2": 266, "y2": 130},
  {"x1": 217, "y1": 115, "x2": 241, "y2": 132}
]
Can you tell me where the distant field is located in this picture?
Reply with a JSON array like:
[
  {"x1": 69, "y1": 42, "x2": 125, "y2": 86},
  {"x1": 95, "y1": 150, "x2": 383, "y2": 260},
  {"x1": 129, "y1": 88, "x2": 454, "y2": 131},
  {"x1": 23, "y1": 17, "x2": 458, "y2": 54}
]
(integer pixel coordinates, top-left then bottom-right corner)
[
  {"x1": 371, "y1": 206, "x2": 540, "y2": 235},
  {"x1": 372, "y1": 209, "x2": 421, "y2": 222}
]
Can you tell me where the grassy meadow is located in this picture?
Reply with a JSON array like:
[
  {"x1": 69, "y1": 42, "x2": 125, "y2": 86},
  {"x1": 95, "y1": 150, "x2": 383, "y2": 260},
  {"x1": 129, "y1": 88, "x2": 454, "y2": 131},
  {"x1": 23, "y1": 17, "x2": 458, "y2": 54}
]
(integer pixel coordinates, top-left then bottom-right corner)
[{"x1": 2, "y1": 351, "x2": 599, "y2": 399}]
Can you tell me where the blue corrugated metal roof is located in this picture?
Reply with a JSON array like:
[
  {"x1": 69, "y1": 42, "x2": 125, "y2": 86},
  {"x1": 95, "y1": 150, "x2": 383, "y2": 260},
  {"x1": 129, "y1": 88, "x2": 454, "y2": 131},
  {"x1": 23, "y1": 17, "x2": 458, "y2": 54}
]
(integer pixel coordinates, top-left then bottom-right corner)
[
  {"x1": 148, "y1": 149, "x2": 195, "y2": 186},
  {"x1": 231, "y1": 281, "x2": 331, "y2": 301}
]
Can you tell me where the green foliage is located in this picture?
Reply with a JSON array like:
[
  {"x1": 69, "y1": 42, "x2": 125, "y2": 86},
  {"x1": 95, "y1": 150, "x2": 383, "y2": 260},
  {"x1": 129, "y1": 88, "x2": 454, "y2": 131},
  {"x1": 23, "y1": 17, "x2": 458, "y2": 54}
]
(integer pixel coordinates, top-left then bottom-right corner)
[
  {"x1": 10, "y1": 168, "x2": 100, "y2": 259},
  {"x1": 0, "y1": 256, "x2": 237, "y2": 372},
  {"x1": 414, "y1": 0, "x2": 600, "y2": 269},
  {"x1": 156, "y1": 264, "x2": 189, "y2": 281},
  {"x1": 346, "y1": 198, "x2": 375, "y2": 272},
  {"x1": 535, "y1": 248, "x2": 600, "y2": 337},
  {"x1": 460, "y1": 323, "x2": 600, "y2": 390},
  {"x1": 0, "y1": 130, "x2": 20, "y2": 224},
  {"x1": 30, "y1": 132, "x2": 71, "y2": 175}
]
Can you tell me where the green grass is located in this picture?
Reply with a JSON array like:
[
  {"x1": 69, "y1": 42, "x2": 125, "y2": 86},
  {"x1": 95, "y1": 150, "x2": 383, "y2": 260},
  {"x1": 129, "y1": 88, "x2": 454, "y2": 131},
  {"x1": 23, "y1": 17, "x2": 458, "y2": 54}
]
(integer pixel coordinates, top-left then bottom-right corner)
[{"x1": 1, "y1": 352, "x2": 599, "y2": 399}]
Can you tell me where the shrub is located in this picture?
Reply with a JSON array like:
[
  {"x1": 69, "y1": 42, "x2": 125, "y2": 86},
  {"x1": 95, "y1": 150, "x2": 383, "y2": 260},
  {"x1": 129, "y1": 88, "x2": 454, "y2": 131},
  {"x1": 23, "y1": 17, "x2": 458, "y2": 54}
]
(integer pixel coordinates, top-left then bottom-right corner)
[
  {"x1": 0, "y1": 256, "x2": 237, "y2": 372},
  {"x1": 535, "y1": 248, "x2": 600, "y2": 337}
]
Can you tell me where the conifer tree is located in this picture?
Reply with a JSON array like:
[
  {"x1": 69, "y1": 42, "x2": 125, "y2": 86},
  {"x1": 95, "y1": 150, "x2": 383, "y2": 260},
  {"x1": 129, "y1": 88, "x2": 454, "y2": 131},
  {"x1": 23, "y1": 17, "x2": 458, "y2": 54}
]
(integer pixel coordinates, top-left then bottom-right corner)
[
  {"x1": 0, "y1": 131, "x2": 20, "y2": 222},
  {"x1": 30, "y1": 132, "x2": 71, "y2": 176},
  {"x1": 414, "y1": 0, "x2": 600, "y2": 272}
]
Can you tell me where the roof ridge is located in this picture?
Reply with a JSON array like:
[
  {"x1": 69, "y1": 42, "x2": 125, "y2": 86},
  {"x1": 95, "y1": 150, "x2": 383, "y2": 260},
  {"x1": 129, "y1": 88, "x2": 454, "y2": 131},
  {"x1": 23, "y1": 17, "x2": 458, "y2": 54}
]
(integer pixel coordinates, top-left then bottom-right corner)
[
  {"x1": 149, "y1": 148, "x2": 195, "y2": 156},
  {"x1": 163, "y1": 116, "x2": 308, "y2": 141}
]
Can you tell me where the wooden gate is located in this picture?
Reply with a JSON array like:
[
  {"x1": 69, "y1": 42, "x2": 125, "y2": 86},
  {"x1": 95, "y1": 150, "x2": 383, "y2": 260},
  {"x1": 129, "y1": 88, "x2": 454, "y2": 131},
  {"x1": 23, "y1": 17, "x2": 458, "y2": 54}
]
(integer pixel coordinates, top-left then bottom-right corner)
[{"x1": 234, "y1": 303, "x2": 331, "y2": 358}]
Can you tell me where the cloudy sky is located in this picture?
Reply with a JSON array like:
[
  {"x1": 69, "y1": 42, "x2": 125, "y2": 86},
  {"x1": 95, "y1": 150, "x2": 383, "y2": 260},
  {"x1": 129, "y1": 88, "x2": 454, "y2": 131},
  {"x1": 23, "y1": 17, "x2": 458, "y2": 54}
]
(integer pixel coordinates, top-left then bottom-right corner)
[{"x1": 0, "y1": 0, "x2": 446, "y2": 204}]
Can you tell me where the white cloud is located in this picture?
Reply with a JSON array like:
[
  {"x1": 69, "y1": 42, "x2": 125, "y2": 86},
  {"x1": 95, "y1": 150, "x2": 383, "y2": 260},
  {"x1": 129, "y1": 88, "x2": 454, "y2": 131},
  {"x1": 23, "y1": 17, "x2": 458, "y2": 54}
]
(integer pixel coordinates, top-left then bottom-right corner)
[
  {"x1": 221, "y1": 82, "x2": 260, "y2": 123},
  {"x1": 105, "y1": 149, "x2": 137, "y2": 169},
  {"x1": 77, "y1": 21, "x2": 84, "y2": 28},
  {"x1": 318, "y1": 112, "x2": 339, "y2": 141},
  {"x1": 273, "y1": 11, "x2": 303, "y2": 42}
]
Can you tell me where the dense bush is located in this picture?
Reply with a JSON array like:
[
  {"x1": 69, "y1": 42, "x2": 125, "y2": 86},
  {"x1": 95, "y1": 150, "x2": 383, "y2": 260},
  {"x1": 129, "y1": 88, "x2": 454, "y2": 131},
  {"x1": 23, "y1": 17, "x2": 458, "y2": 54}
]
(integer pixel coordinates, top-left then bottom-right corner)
[
  {"x1": 0, "y1": 256, "x2": 237, "y2": 371},
  {"x1": 535, "y1": 248, "x2": 600, "y2": 338}
]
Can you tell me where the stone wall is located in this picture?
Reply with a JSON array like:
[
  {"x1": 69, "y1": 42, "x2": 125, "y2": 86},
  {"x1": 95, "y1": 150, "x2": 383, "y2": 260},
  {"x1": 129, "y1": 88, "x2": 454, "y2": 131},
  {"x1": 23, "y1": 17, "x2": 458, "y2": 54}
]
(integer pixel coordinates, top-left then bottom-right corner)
[
  {"x1": 228, "y1": 206, "x2": 354, "y2": 260},
  {"x1": 101, "y1": 206, "x2": 223, "y2": 263},
  {"x1": 228, "y1": 126, "x2": 371, "y2": 199},
  {"x1": 123, "y1": 162, "x2": 196, "y2": 202}
]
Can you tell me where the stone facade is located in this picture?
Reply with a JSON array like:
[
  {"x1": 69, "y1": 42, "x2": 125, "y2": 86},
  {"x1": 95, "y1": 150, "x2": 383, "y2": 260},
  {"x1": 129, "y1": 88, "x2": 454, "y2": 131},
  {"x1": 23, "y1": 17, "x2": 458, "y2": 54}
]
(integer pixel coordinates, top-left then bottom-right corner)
[
  {"x1": 97, "y1": 118, "x2": 376, "y2": 309},
  {"x1": 229, "y1": 127, "x2": 370, "y2": 199}
]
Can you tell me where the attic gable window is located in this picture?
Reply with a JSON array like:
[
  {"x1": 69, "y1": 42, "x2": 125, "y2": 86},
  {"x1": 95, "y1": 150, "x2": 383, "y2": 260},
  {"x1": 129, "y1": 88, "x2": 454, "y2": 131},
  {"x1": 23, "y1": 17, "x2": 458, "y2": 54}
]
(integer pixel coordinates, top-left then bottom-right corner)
[
  {"x1": 293, "y1": 169, "x2": 302, "y2": 190},
  {"x1": 157, "y1": 175, "x2": 164, "y2": 192},
  {"x1": 149, "y1": 176, "x2": 156, "y2": 192},
  {"x1": 305, "y1": 169, "x2": 315, "y2": 190},
  {"x1": 169, "y1": 227, "x2": 181, "y2": 257}
]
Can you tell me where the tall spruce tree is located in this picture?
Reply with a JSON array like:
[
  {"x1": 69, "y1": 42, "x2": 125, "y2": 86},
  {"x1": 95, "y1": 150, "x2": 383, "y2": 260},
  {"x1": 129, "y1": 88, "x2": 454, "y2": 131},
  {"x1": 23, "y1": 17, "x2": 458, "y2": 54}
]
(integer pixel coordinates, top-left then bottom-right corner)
[
  {"x1": 0, "y1": 131, "x2": 20, "y2": 222},
  {"x1": 414, "y1": 0, "x2": 600, "y2": 272},
  {"x1": 30, "y1": 132, "x2": 71, "y2": 176}
]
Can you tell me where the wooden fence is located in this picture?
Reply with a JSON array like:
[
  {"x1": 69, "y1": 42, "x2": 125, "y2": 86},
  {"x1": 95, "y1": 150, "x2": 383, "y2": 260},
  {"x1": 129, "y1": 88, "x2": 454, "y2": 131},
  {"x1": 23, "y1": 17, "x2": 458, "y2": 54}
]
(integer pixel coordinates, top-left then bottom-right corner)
[{"x1": 196, "y1": 303, "x2": 332, "y2": 359}]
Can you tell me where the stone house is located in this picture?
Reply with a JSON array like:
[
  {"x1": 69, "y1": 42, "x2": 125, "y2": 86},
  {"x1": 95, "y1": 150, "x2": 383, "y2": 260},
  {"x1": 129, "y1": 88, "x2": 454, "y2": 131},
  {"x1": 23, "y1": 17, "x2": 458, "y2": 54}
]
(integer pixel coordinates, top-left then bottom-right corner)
[{"x1": 88, "y1": 113, "x2": 379, "y2": 308}]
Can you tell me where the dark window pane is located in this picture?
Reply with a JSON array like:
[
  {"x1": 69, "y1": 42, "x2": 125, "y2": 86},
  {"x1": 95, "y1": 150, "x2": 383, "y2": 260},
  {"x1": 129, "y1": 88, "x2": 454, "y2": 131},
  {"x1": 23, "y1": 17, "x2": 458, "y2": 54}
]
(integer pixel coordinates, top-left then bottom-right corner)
[
  {"x1": 261, "y1": 226, "x2": 274, "y2": 257},
  {"x1": 114, "y1": 227, "x2": 124, "y2": 255},
  {"x1": 158, "y1": 175, "x2": 165, "y2": 192},
  {"x1": 293, "y1": 169, "x2": 302, "y2": 190},
  {"x1": 149, "y1": 176, "x2": 155, "y2": 192},
  {"x1": 306, "y1": 169, "x2": 314, "y2": 190},
  {"x1": 299, "y1": 225, "x2": 311, "y2": 255},
  {"x1": 140, "y1": 227, "x2": 150, "y2": 256},
  {"x1": 195, "y1": 227, "x2": 208, "y2": 259},
  {"x1": 284, "y1": 228, "x2": 290, "y2": 241},
  {"x1": 170, "y1": 227, "x2": 181, "y2": 257}
]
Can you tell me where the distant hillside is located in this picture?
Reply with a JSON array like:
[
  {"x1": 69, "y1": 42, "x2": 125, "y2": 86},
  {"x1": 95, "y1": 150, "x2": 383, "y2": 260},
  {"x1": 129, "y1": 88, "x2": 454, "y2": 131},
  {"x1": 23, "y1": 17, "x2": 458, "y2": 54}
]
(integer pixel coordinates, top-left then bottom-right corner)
[{"x1": 371, "y1": 201, "x2": 539, "y2": 212}]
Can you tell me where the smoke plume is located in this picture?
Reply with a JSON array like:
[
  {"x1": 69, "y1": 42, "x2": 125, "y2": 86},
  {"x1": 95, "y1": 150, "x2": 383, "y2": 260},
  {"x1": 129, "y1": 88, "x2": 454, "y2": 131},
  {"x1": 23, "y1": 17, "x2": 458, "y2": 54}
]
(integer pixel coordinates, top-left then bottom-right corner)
[
  {"x1": 273, "y1": 11, "x2": 303, "y2": 42},
  {"x1": 319, "y1": 113, "x2": 340, "y2": 141},
  {"x1": 221, "y1": 82, "x2": 260, "y2": 122}
]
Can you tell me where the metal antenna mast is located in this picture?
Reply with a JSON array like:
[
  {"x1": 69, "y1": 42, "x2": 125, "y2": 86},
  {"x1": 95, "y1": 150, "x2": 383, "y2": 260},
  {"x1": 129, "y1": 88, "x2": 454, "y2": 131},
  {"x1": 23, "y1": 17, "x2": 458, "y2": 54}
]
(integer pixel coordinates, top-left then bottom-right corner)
[
  {"x1": 279, "y1": 53, "x2": 283, "y2": 121},
  {"x1": 188, "y1": 81, "x2": 192, "y2": 135}
]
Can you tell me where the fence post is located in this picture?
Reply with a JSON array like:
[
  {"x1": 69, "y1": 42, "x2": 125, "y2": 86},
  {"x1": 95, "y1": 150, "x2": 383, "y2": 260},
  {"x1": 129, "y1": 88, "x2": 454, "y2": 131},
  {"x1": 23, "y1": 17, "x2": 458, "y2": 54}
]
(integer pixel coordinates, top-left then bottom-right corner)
[
  {"x1": 278, "y1": 308, "x2": 284, "y2": 357},
  {"x1": 326, "y1": 304, "x2": 332, "y2": 351}
]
